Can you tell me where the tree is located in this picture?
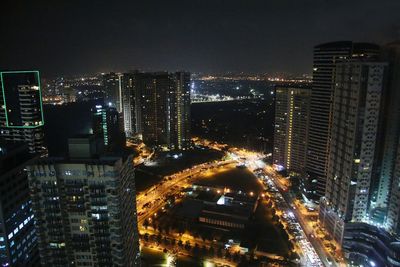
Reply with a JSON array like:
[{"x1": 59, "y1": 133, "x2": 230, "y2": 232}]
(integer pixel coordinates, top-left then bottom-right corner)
[
  {"x1": 217, "y1": 248, "x2": 223, "y2": 258},
  {"x1": 225, "y1": 250, "x2": 232, "y2": 259},
  {"x1": 201, "y1": 245, "x2": 207, "y2": 255},
  {"x1": 156, "y1": 233, "x2": 162, "y2": 243},
  {"x1": 209, "y1": 247, "x2": 215, "y2": 256},
  {"x1": 150, "y1": 234, "x2": 157, "y2": 242},
  {"x1": 165, "y1": 224, "x2": 171, "y2": 235},
  {"x1": 193, "y1": 244, "x2": 200, "y2": 256},
  {"x1": 162, "y1": 236, "x2": 169, "y2": 245},
  {"x1": 201, "y1": 234, "x2": 206, "y2": 242},
  {"x1": 193, "y1": 231, "x2": 199, "y2": 239},
  {"x1": 233, "y1": 252, "x2": 241, "y2": 262}
]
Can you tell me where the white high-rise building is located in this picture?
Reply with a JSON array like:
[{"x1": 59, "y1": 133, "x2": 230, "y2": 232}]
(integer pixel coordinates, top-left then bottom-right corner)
[
  {"x1": 305, "y1": 42, "x2": 380, "y2": 202},
  {"x1": 319, "y1": 61, "x2": 387, "y2": 244}
]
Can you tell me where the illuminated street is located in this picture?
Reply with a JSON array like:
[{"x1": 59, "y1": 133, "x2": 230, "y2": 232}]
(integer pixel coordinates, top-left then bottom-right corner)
[
  {"x1": 136, "y1": 159, "x2": 235, "y2": 224},
  {"x1": 133, "y1": 138, "x2": 338, "y2": 266},
  {"x1": 193, "y1": 139, "x2": 332, "y2": 266}
]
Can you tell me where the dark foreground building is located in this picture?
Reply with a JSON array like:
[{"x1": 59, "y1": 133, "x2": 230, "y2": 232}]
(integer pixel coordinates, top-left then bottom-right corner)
[
  {"x1": 27, "y1": 135, "x2": 140, "y2": 266},
  {"x1": 0, "y1": 141, "x2": 39, "y2": 266},
  {"x1": 343, "y1": 223, "x2": 400, "y2": 267}
]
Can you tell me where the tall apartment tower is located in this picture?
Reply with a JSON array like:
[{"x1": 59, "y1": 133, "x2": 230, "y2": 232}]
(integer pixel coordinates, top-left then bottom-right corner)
[
  {"x1": 92, "y1": 104, "x2": 126, "y2": 153},
  {"x1": 102, "y1": 72, "x2": 122, "y2": 112},
  {"x1": 373, "y1": 43, "x2": 400, "y2": 216},
  {"x1": 121, "y1": 72, "x2": 139, "y2": 136},
  {"x1": 169, "y1": 72, "x2": 191, "y2": 150},
  {"x1": 272, "y1": 85, "x2": 310, "y2": 176},
  {"x1": 319, "y1": 61, "x2": 387, "y2": 244},
  {"x1": 0, "y1": 141, "x2": 39, "y2": 266},
  {"x1": 381, "y1": 43, "x2": 400, "y2": 232},
  {"x1": 386, "y1": 137, "x2": 400, "y2": 234},
  {"x1": 136, "y1": 72, "x2": 170, "y2": 146},
  {"x1": 130, "y1": 71, "x2": 191, "y2": 149},
  {"x1": 0, "y1": 71, "x2": 46, "y2": 154},
  {"x1": 304, "y1": 42, "x2": 380, "y2": 202},
  {"x1": 27, "y1": 136, "x2": 140, "y2": 266}
]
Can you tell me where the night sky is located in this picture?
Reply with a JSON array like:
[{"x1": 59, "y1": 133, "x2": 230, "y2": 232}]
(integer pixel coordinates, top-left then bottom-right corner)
[{"x1": 1, "y1": 0, "x2": 399, "y2": 77}]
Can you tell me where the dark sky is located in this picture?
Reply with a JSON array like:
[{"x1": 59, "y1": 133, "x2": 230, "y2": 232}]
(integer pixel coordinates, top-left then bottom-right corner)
[{"x1": 1, "y1": 0, "x2": 399, "y2": 77}]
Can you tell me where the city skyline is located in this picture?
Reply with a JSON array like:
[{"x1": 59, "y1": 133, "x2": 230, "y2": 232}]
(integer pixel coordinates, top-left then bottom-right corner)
[
  {"x1": 1, "y1": 1, "x2": 399, "y2": 77},
  {"x1": 2, "y1": 1, "x2": 400, "y2": 266}
]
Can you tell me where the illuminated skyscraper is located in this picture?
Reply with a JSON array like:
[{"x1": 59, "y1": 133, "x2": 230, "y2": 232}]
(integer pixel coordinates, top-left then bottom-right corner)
[
  {"x1": 92, "y1": 104, "x2": 125, "y2": 153},
  {"x1": 304, "y1": 42, "x2": 380, "y2": 201},
  {"x1": 386, "y1": 140, "x2": 400, "y2": 234},
  {"x1": 273, "y1": 85, "x2": 310, "y2": 175},
  {"x1": 0, "y1": 71, "x2": 46, "y2": 154},
  {"x1": 121, "y1": 72, "x2": 139, "y2": 136},
  {"x1": 0, "y1": 141, "x2": 39, "y2": 266},
  {"x1": 136, "y1": 72, "x2": 170, "y2": 146},
  {"x1": 319, "y1": 61, "x2": 387, "y2": 244},
  {"x1": 129, "y1": 71, "x2": 191, "y2": 149},
  {"x1": 373, "y1": 43, "x2": 400, "y2": 218},
  {"x1": 102, "y1": 72, "x2": 122, "y2": 112},
  {"x1": 27, "y1": 136, "x2": 140, "y2": 267},
  {"x1": 169, "y1": 72, "x2": 191, "y2": 150}
]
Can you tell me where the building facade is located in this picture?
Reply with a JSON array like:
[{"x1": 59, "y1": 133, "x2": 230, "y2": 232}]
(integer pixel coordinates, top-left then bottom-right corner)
[
  {"x1": 123, "y1": 71, "x2": 191, "y2": 149},
  {"x1": 385, "y1": 46, "x2": 400, "y2": 234},
  {"x1": 373, "y1": 43, "x2": 400, "y2": 220},
  {"x1": 319, "y1": 61, "x2": 387, "y2": 243},
  {"x1": 102, "y1": 72, "x2": 122, "y2": 112},
  {"x1": 0, "y1": 71, "x2": 46, "y2": 154},
  {"x1": 0, "y1": 141, "x2": 39, "y2": 266},
  {"x1": 342, "y1": 223, "x2": 400, "y2": 267},
  {"x1": 92, "y1": 104, "x2": 126, "y2": 153},
  {"x1": 27, "y1": 137, "x2": 140, "y2": 267},
  {"x1": 121, "y1": 72, "x2": 139, "y2": 136},
  {"x1": 273, "y1": 85, "x2": 310, "y2": 175},
  {"x1": 136, "y1": 72, "x2": 170, "y2": 146},
  {"x1": 305, "y1": 42, "x2": 380, "y2": 201},
  {"x1": 386, "y1": 137, "x2": 400, "y2": 235},
  {"x1": 168, "y1": 72, "x2": 191, "y2": 150}
]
